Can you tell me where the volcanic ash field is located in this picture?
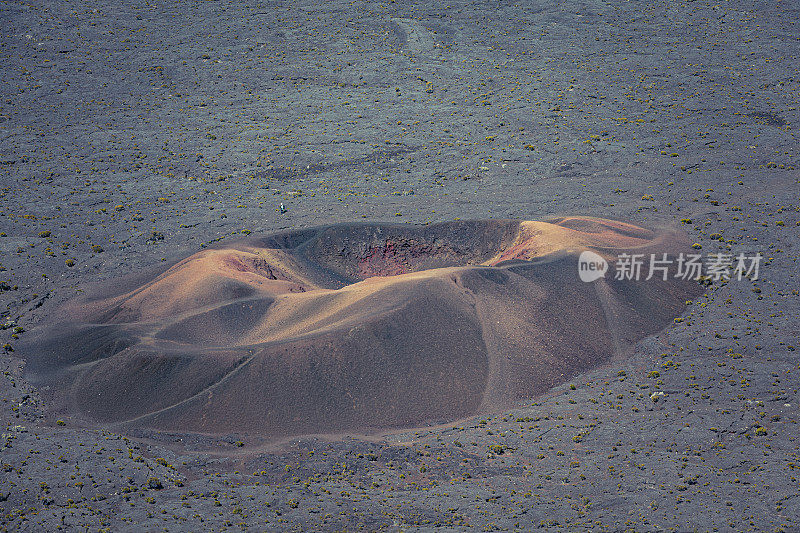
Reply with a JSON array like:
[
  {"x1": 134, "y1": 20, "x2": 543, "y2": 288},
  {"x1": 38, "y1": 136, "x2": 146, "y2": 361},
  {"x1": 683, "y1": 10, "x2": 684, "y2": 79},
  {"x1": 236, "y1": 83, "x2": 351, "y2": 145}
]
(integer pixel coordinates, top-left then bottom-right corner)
[{"x1": 1, "y1": 0, "x2": 799, "y2": 530}]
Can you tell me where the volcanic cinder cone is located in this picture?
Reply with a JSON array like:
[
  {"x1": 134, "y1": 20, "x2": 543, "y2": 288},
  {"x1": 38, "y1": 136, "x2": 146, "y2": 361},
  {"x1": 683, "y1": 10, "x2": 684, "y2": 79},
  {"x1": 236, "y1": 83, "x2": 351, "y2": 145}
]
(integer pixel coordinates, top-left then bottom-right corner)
[{"x1": 22, "y1": 217, "x2": 704, "y2": 439}]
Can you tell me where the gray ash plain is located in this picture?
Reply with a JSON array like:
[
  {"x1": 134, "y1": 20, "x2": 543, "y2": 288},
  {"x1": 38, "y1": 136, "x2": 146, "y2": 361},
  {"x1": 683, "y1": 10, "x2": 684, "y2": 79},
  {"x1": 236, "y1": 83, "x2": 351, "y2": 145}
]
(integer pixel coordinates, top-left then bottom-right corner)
[{"x1": 1, "y1": 0, "x2": 799, "y2": 530}]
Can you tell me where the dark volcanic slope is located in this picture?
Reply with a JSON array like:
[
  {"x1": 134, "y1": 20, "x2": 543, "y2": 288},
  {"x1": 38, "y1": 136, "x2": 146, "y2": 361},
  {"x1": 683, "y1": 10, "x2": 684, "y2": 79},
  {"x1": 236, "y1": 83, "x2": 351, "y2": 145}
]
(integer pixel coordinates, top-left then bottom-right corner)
[{"x1": 22, "y1": 217, "x2": 702, "y2": 438}]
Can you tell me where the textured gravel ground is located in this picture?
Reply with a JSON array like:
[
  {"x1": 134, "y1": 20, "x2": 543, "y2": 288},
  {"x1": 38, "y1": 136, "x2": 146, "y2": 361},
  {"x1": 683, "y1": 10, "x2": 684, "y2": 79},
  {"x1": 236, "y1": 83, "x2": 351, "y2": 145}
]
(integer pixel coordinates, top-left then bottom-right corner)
[{"x1": 1, "y1": 0, "x2": 798, "y2": 530}]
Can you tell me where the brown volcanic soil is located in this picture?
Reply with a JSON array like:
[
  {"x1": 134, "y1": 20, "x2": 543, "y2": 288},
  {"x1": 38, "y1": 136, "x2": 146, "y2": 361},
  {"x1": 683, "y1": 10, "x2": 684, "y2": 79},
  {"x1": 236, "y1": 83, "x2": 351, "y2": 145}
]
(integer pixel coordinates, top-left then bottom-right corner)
[{"x1": 23, "y1": 217, "x2": 701, "y2": 438}]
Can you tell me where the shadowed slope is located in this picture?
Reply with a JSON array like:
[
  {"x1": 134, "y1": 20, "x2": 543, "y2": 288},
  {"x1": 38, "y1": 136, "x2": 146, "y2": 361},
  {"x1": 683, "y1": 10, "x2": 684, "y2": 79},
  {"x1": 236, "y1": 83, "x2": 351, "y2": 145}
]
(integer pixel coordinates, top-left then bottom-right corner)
[{"x1": 22, "y1": 218, "x2": 703, "y2": 438}]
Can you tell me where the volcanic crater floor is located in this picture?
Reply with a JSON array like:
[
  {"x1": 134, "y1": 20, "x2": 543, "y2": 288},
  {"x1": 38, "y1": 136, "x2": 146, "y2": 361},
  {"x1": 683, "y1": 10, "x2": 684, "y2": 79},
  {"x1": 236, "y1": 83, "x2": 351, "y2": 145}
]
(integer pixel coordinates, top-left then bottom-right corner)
[{"x1": 1, "y1": 0, "x2": 799, "y2": 529}]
